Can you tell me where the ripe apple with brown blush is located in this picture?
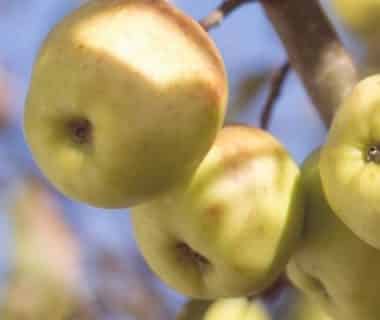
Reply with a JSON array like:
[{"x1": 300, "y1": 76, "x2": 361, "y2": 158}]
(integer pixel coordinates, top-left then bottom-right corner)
[
  {"x1": 132, "y1": 125, "x2": 303, "y2": 299},
  {"x1": 24, "y1": 0, "x2": 227, "y2": 208}
]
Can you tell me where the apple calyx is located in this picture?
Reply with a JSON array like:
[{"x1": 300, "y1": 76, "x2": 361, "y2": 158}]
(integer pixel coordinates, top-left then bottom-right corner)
[
  {"x1": 366, "y1": 145, "x2": 380, "y2": 163},
  {"x1": 66, "y1": 118, "x2": 92, "y2": 145},
  {"x1": 176, "y1": 242, "x2": 210, "y2": 272}
]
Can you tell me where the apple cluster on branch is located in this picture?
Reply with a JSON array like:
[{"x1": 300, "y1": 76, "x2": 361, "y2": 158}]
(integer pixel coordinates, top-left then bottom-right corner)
[{"x1": 22, "y1": 0, "x2": 380, "y2": 319}]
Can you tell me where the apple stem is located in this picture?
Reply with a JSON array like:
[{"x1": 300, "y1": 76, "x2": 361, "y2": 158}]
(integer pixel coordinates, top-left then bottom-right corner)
[
  {"x1": 251, "y1": 273, "x2": 292, "y2": 303},
  {"x1": 200, "y1": 0, "x2": 257, "y2": 31}
]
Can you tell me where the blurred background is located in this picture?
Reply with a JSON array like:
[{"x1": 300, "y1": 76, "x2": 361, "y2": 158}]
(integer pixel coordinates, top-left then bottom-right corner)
[{"x1": 0, "y1": 0, "x2": 375, "y2": 319}]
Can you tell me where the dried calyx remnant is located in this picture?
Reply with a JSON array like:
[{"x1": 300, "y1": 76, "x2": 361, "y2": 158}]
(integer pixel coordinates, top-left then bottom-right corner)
[
  {"x1": 366, "y1": 145, "x2": 380, "y2": 163},
  {"x1": 67, "y1": 118, "x2": 92, "y2": 144},
  {"x1": 176, "y1": 242, "x2": 210, "y2": 271}
]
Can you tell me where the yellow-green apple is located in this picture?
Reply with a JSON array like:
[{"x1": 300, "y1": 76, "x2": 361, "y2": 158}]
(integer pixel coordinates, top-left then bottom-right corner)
[
  {"x1": 274, "y1": 287, "x2": 331, "y2": 320},
  {"x1": 288, "y1": 149, "x2": 380, "y2": 320},
  {"x1": 205, "y1": 298, "x2": 270, "y2": 320},
  {"x1": 177, "y1": 298, "x2": 270, "y2": 320},
  {"x1": 24, "y1": 0, "x2": 227, "y2": 208},
  {"x1": 131, "y1": 125, "x2": 303, "y2": 299},
  {"x1": 330, "y1": 0, "x2": 380, "y2": 42},
  {"x1": 320, "y1": 75, "x2": 380, "y2": 248}
]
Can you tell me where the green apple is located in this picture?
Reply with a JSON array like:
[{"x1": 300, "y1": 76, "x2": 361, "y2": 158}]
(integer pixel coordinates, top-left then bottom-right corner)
[
  {"x1": 288, "y1": 149, "x2": 380, "y2": 320},
  {"x1": 330, "y1": 0, "x2": 380, "y2": 41},
  {"x1": 24, "y1": 0, "x2": 227, "y2": 208},
  {"x1": 177, "y1": 298, "x2": 270, "y2": 320},
  {"x1": 320, "y1": 75, "x2": 380, "y2": 249},
  {"x1": 131, "y1": 125, "x2": 303, "y2": 299},
  {"x1": 274, "y1": 287, "x2": 332, "y2": 320}
]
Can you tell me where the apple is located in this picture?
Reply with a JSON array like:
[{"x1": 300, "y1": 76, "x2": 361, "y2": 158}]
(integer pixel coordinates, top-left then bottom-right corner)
[
  {"x1": 177, "y1": 298, "x2": 270, "y2": 320},
  {"x1": 274, "y1": 287, "x2": 331, "y2": 320},
  {"x1": 205, "y1": 298, "x2": 270, "y2": 320},
  {"x1": 131, "y1": 125, "x2": 303, "y2": 299},
  {"x1": 330, "y1": 0, "x2": 380, "y2": 42},
  {"x1": 24, "y1": 0, "x2": 227, "y2": 208},
  {"x1": 288, "y1": 149, "x2": 380, "y2": 320},
  {"x1": 320, "y1": 75, "x2": 380, "y2": 249}
]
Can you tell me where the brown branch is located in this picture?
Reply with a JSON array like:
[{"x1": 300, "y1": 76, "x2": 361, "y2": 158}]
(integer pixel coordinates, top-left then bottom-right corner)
[
  {"x1": 261, "y1": 61, "x2": 290, "y2": 129},
  {"x1": 260, "y1": 0, "x2": 358, "y2": 127},
  {"x1": 200, "y1": 0, "x2": 256, "y2": 31},
  {"x1": 260, "y1": 274, "x2": 292, "y2": 303}
]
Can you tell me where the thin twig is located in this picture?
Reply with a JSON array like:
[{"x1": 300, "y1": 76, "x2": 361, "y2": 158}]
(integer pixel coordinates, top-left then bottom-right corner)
[
  {"x1": 261, "y1": 62, "x2": 290, "y2": 130},
  {"x1": 247, "y1": 273, "x2": 292, "y2": 302},
  {"x1": 260, "y1": 274, "x2": 292, "y2": 303},
  {"x1": 200, "y1": 0, "x2": 256, "y2": 31}
]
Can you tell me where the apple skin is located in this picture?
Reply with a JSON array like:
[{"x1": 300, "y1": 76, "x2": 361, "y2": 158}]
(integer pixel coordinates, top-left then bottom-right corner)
[
  {"x1": 177, "y1": 298, "x2": 270, "y2": 320},
  {"x1": 274, "y1": 287, "x2": 332, "y2": 320},
  {"x1": 330, "y1": 0, "x2": 380, "y2": 41},
  {"x1": 320, "y1": 75, "x2": 380, "y2": 249},
  {"x1": 288, "y1": 149, "x2": 380, "y2": 320},
  {"x1": 24, "y1": 0, "x2": 227, "y2": 208},
  {"x1": 131, "y1": 125, "x2": 303, "y2": 299},
  {"x1": 205, "y1": 298, "x2": 270, "y2": 320}
]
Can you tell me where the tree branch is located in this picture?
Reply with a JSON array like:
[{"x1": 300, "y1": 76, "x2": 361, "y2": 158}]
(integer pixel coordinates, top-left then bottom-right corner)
[
  {"x1": 200, "y1": 0, "x2": 256, "y2": 31},
  {"x1": 260, "y1": 0, "x2": 358, "y2": 126},
  {"x1": 260, "y1": 274, "x2": 292, "y2": 303},
  {"x1": 261, "y1": 61, "x2": 290, "y2": 129}
]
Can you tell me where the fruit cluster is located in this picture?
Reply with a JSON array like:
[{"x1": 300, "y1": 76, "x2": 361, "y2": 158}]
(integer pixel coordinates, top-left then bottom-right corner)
[
  {"x1": 290, "y1": 75, "x2": 380, "y2": 320},
  {"x1": 23, "y1": 0, "x2": 380, "y2": 319}
]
